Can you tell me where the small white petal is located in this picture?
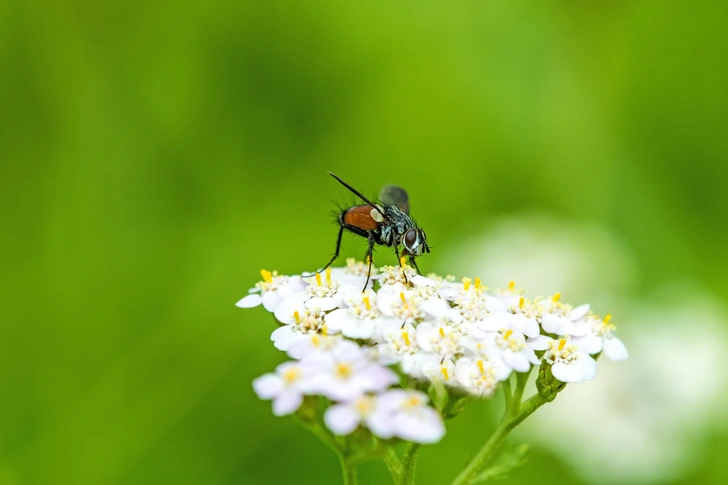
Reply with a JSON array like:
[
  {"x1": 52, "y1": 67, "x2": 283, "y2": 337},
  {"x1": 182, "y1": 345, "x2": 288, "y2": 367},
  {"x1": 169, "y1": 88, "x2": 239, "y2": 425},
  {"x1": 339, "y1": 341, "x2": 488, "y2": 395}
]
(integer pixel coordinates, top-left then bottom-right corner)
[
  {"x1": 603, "y1": 337, "x2": 629, "y2": 361},
  {"x1": 552, "y1": 362, "x2": 585, "y2": 383},
  {"x1": 512, "y1": 314, "x2": 540, "y2": 338},
  {"x1": 324, "y1": 405, "x2": 360, "y2": 435},
  {"x1": 252, "y1": 374, "x2": 283, "y2": 399},
  {"x1": 341, "y1": 319, "x2": 375, "y2": 339},
  {"x1": 273, "y1": 299, "x2": 305, "y2": 324},
  {"x1": 503, "y1": 351, "x2": 531, "y2": 373},
  {"x1": 262, "y1": 291, "x2": 282, "y2": 312},
  {"x1": 306, "y1": 296, "x2": 338, "y2": 311},
  {"x1": 324, "y1": 309, "x2": 348, "y2": 332},
  {"x1": 272, "y1": 390, "x2": 303, "y2": 416},
  {"x1": 236, "y1": 294, "x2": 262, "y2": 308},
  {"x1": 271, "y1": 326, "x2": 297, "y2": 351},
  {"x1": 572, "y1": 333, "x2": 603, "y2": 355},
  {"x1": 569, "y1": 303, "x2": 591, "y2": 321},
  {"x1": 527, "y1": 335, "x2": 552, "y2": 351},
  {"x1": 485, "y1": 297, "x2": 507, "y2": 314},
  {"x1": 579, "y1": 354, "x2": 598, "y2": 380}
]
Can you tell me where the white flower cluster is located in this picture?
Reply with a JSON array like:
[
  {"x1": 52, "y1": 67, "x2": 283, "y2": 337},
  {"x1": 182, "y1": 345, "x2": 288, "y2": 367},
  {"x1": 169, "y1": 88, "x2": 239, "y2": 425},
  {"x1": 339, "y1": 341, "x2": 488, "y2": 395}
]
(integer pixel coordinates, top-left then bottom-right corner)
[{"x1": 237, "y1": 259, "x2": 627, "y2": 444}]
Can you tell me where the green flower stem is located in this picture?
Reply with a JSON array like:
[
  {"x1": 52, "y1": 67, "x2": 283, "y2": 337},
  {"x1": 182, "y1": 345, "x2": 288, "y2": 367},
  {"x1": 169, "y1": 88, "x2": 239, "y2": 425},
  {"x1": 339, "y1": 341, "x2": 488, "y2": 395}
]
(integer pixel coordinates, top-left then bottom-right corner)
[
  {"x1": 340, "y1": 455, "x2": 359, "y2": 485},
  {"x1": 400, "y1": 442, "x2": 422, "y2": 485},
  {"x1": 510, "y1": 368, "x2": 532, "y2": 417},
  {"x1": 451, "y1": 371, "x2": 547, "y2": 485},
  {"x1": 384, "y1": 447, "x2": 403, "y2": 482}
]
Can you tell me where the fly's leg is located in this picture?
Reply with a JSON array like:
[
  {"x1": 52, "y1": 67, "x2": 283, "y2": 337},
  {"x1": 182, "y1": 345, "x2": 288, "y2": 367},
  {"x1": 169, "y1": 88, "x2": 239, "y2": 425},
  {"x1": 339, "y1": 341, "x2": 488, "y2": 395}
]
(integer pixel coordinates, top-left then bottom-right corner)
[
  {"x1": 307, "y1": 226, "x2": 344, "y2": 277},
  {"x1": 362, "y1": 234, "x2": 376, "y2": 292},
  {"x1": 409, "y1": 256, "x2": 422, "y2": 276}
]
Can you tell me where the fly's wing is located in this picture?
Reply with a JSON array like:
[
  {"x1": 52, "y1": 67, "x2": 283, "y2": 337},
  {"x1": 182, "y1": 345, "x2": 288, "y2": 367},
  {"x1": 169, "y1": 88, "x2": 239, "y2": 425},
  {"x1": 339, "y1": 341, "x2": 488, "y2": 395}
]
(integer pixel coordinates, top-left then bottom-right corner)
[{"x1": 379, "y1": 184, "x2": 410, "y2": 214}]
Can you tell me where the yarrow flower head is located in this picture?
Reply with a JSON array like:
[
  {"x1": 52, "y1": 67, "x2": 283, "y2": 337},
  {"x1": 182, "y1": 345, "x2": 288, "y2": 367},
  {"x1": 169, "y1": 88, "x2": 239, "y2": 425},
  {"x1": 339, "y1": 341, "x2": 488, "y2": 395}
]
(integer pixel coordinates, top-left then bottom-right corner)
[{"x1": 239, "y1": 261, "x2": 628, "y2": 450}]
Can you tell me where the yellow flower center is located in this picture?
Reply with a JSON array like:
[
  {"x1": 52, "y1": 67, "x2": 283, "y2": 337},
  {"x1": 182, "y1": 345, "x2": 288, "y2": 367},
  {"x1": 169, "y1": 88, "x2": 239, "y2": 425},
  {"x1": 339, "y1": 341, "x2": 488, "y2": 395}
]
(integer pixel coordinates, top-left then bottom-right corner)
[
  {"x1": 335, "y1": 363, "x2": 352, "y2": 379},
  {"x1": 284, "y1": 368, "x2": 300, "y2": 383},
  {"x1": 261, "y1": 269, "x2": 273, "y2": 283}
]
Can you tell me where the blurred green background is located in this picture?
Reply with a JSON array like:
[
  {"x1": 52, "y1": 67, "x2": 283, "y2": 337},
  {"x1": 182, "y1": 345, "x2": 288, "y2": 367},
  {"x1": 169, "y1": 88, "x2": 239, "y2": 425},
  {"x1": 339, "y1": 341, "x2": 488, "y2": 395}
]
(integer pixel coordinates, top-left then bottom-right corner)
[{"x1": 2, "y1": 1, "x2": 728, "y2": 484}]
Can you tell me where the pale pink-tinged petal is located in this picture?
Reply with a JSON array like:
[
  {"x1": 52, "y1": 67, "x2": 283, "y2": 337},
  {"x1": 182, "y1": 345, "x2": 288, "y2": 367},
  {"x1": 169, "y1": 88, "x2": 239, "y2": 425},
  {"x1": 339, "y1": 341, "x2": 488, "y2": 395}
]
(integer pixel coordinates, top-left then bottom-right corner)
[
  {"x1": 262, "y1": 291, "x2": 281, "y2": 312},
  {"x1": 393, "y1": 408, "x2": 445, "y2": 444},
  {"x1": 527, "y1": 335, "x2": 552, "y2": 351},
  {"x1": 603, "y1": 337, "x2": 629, "y2": 361},
  {"x1": 271, "y1": 326, "x2": 297, "y2": 351},
  {"x1": 272, "y1": 390, "x2": 303, "y2": 416},
  {"x1": 552, "y1": 362, "x2": 585, "y2": 383},
  {"x1": 569, "y1": 304, "x2": 591, "y2": 321},
  {"x1": 579, "y1": 354, "x2": 598, "y2": 380},
  {"x1": 367, "y1": 410, "x2": 395, "y2": 439},
  {"x1": 324, "y1": 405, "x2": 360, "y2": 435},
  {"x1": 236, "y1": 294, "x2": 262, "y2": 308},
  {"x1": 252, "y1": 374, "x2": 283, "y2": 399}
]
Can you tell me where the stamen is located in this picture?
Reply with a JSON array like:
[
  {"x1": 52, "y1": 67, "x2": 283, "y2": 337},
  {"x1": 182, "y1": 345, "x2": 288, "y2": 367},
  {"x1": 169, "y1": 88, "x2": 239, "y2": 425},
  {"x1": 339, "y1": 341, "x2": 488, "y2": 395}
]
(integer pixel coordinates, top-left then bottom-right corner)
[
  {"x1": 463, "y1": 277, "x2": 472, "y2": 291},
  {"x1": 336, "y1": 363, "x2": 352, "y2": 378},
  {"x1": 400, "y1": 256, "x2": 406, "y2": 267},
  {"x1": 402, "y1": 331, "x2": 410, "y2": 346},
  {"x1": 362, "y1": 296, "x2": 371, "y2": 310},
  {"x1": 440, "y1": 366, "x2": 450, "y2": 381},
  {"x1": 558, "y1": 338, "x2": 566, "y2": 351},
  {"x1": 438, "y1": 327, "x2": 445, "y2": 338},
  {"x1": 325, "y1": 267, "x2": 332, "y2": 285},
  {"x1": 476, "y1": 359, "x2": 485, "y2": 374},
  {"x1": 321, "y1": 325, "x2": 328, "y2": 335},
  {"x1": 519, "y1": 296, "x2": 525, "y2": 309},
  {"x1": 503, "y1": 329, "x2": 513, "y2": 340},
  {"x1": 508, "y1": 280, "x2": 516, "y2": 290},
  {"x1": 261, "y1": 269, "x2": 273, "y2": 283},
  {"x1": 474, "y1": 277, "x2": 482, "y2": 289},
  {"x1": 552, "y1": 292, "x2": 561, "y2": 302},
  {"x1": 293, "y1": 311, "x2": 301, "y2": 323},
  {"x1": 399, "y1": 292, "x2": 406, "y2": 303},
  {"x1": 311, "y1": 335, "x2": 320, "y2": 346},
  {"x1": 315, "y1": 272, "x2": 322, "y2": 286},
  {"x1": 603, "y1": 314, "x2": 612, "y2": 324},
  {"x1": 284, "y1": 368, "x2": 300, "y2": 383}
]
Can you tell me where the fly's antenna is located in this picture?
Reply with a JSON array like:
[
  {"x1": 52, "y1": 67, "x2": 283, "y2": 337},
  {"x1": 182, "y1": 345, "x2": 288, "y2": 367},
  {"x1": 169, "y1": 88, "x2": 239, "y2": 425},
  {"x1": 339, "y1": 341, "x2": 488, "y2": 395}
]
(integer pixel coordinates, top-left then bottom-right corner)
[{"x1": 328, "y1": 172, "x2": 387, "y2": 219}]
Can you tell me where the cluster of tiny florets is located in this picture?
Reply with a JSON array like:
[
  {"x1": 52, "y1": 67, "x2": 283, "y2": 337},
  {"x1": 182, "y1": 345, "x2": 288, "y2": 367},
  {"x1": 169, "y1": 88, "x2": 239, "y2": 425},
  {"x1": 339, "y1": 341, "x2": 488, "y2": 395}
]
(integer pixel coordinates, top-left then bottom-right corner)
[{"x1": 237, "y1": 259, "x2": 627, "y2": 443}]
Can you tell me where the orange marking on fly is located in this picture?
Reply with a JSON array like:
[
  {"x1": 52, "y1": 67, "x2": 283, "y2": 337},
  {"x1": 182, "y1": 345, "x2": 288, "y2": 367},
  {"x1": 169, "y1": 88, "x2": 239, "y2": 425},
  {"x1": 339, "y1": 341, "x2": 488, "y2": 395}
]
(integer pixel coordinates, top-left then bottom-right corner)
[
  {"x1": 261, "y1": 269, "x2": 273, "y2": 283},
  {"x1": 342, "y1": 205, "x2": 380, "y2": 231}
]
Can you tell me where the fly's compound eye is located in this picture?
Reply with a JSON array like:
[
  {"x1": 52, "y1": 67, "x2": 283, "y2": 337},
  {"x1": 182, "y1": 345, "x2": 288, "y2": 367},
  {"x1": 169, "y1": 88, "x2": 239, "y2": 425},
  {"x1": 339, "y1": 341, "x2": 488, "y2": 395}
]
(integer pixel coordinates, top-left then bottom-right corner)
[{"x1": 403, "y1": 229, "x2": 419, "y2": 252}]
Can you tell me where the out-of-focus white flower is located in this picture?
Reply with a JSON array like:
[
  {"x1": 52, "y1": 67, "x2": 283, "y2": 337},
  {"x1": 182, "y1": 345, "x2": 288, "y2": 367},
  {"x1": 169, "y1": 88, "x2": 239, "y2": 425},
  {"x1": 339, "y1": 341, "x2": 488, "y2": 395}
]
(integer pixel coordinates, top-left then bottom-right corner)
[
  {"x1": 324, "y1": 394, "x2": 394, "y2": 438},
  {"x1": 236, "y1": 269, "x2": 306, "y2": 311},
  {"x1": 489, "y1": 328, "x2": 540, "y2": 373},
  {"x1": 543, "y1": 337, "x2": 597, "y2": 383},
  {"x1": 271, "y1": 300, "x2": 330, "y2": 351},
  {"x1": 303, "y1": 341, "x2": 399, "y2": 401},
  {"x1": 253, "y1": 361, "x2": 312, "y2": 416},
  {"x1": 376, "y1": 390, "x2": 445, "y2": 444},
  {"x1": 287, "y1": 333, "x2": 345, "y2": 360}
]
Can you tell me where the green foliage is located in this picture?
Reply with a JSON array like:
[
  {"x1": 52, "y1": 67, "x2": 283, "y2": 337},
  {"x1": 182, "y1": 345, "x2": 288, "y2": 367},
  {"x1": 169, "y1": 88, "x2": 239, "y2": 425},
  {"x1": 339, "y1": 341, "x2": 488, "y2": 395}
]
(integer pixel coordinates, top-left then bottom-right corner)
[{"x1": 1, "y1": 1, "x2": 727, "y2": 484}]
